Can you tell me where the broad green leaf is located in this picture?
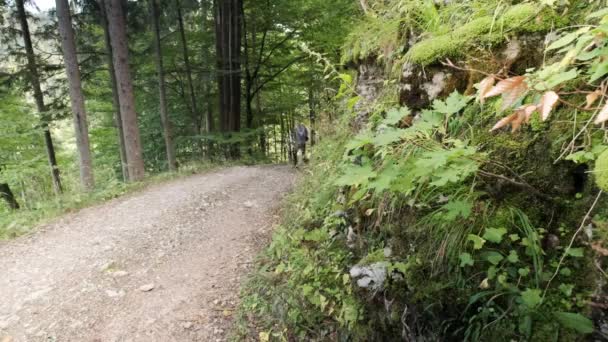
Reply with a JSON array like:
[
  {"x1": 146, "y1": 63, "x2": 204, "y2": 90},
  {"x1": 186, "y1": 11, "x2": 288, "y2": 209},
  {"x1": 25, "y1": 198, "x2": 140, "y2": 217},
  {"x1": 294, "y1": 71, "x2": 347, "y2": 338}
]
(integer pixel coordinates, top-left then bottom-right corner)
[
  {"x1": 589, "y1": 61, "x2": 608, "y2": 83},
  {"x1": 345, "y1": 132, "x2": 374, "y2": 151},
  {"x1": 485, "y1": 251, "x2": 504, "y2": 265},
  {"x1": 559, "y1": 283, "x2": 574, "y2": 296},
  {"x1": 566, "y1": 150, "x2": 597, "y2": 164},
  {"x1": 542, "y1": 69, "x2": 578, "y2": 89},
  {"x1": 518, "y1": 267, "x2": 530, "y2": 277},
  {"x1": 467, "y1": 234, "x2": 486, "y2": 250},
  {"x1": 509, "y1": 234, "x2": 521, "y2": 242},
  {"x1": 383, "y1": 107, "x2": 411, "y2": 126},
  {"x1": 547, "y1": 28, "x2": 590, "y2": 51},
  {"x1": 415, "y1": 150, "x2": 449, "y2": 170},
  {"x1": 369, "y1": 163, "x2": 400, "y2": 191},
  {"x1": 335, "y1": 165, "x2": 377, "y2": 186},
  {"x1": 483, "y1": 228, "x2": 507, "y2": 243},
  {"x1": 554, "y1": 312, "x2": 594, "y2": 334},
  {"x1": 459, "y1": 253, "x2": 474, "y2": 267},
  {"x1": 442, "y1": 200, "x2": 473, "y2": 220},
  {"x1": 566, "y1": 247, "x2": 584, "y2": 257},
  {"x1": 507, "y1": 250, "x2": 519, "y2": 263},
  {"x1": 433, "y1": 91, "x2": 471, "y2": 116},
  {"x1": 373, "y1": 127, "x2": 406, "y2": 147},
  {"x1": 520, "y1": 288, "x2": 542, "y2": 308},
  {"x1": 488, "y1": 266, "x2": 497, "y2": 279}
]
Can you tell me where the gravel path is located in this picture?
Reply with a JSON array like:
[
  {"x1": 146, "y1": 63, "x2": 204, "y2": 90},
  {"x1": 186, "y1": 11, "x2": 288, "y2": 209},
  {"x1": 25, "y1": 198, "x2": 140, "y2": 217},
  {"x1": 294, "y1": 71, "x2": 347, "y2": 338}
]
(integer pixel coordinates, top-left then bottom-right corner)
[{"x1": 0, "y1": 165, "x2": 296, "y2": 342}]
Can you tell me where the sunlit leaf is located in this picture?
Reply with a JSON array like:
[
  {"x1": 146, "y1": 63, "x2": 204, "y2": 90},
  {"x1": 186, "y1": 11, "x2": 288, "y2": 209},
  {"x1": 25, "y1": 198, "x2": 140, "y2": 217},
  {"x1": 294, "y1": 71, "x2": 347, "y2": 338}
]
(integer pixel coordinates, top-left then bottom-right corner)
[
  {"x1": 483, "y1": 227, "x2": 507, "y2": 243},
  {"x1": 484, "y1": 76, "x2": 528, "y2": 111},
  {"x1": 477, "y1": 75, "x2": 495, "y2": 104},
  {"x1": 595, "y1": 102, "x2": 608, "y2": 125},
  {"x1": 520, "y1": 288, "x2": 542, "y2": 308},
  {"x1": 467, "y1": 234, "x2": 486, "y2": 250},
  {"x1": 539, "y1": 91, "x2": 559, "y2": 121},
  {"x1": 459, "y1": 252, "x2": 474, "y2": 267}
]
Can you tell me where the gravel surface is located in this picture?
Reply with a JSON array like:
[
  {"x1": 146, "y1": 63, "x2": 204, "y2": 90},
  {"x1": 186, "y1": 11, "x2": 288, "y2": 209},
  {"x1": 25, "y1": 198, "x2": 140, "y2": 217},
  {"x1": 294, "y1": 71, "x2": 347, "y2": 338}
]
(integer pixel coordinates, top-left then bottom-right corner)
[{"x1": 0, "y1": 165, "x2": 296, "y2": 342}]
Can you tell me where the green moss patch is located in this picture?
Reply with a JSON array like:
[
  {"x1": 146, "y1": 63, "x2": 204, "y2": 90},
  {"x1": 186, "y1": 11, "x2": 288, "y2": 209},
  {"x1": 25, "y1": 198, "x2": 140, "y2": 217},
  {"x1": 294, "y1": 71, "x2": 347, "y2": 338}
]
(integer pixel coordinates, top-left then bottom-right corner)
[{"x1": 405, "y1": 4, "x2": 555, "y2": 66}]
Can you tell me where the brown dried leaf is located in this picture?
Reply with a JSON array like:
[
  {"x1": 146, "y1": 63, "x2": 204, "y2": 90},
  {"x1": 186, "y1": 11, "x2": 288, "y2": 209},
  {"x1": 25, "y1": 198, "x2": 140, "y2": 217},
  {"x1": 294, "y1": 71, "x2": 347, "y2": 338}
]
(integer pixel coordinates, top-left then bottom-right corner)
[
  {"x1": 490, "y1": 112, "x2": 518, "y2": 132},
  {"x1": 591, "y1": 242, "x2": 608, "y2": 256},
  {"x1": 483, "y1": 76, "x2": 528, "y2": 111},
  {"x1": 522, "y1": 105, "x2": 538, "y2": 123},
  {"x1": 539, "y1": 91, "x2": 560, "y2": 121},
  {"x1": 510, "y1": 110, "x2": 526, "y2": 132},
  {"x1": 478, "y1": 75, "x2": 496, "y2": 104},
  {"x1": 484, "y1": 76, "x2": 526, "y2": 99},
  {"x1": 585, "y1": 90, "x2": 603, "y2": 109},
  {"x1": 595, "y1": 102, "x2": 608, "y2": 125}
]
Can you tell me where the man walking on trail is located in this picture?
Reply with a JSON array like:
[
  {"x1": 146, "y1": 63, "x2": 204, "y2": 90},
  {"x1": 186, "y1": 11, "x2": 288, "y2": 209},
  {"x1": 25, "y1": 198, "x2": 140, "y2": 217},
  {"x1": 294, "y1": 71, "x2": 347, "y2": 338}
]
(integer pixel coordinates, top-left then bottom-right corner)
[{"x1": 291, "y1": 123, "x2": 309, "y2": 167}]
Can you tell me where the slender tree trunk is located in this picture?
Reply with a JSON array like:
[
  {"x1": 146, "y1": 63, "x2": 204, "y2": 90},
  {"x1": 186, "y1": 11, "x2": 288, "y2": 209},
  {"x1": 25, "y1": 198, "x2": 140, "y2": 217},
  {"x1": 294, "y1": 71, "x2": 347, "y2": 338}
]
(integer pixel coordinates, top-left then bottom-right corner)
[
  {"x1": 56, "y1": 0, "x2": 95, "y2": 191},
  {"x1": 99, "y1": 0, "x2": 128, "y2": 181},
  {"x1": 214, "y1": 0, "x2": 242, "y2": 133},
  {"x1": 15, "y1": 0, "x2": 62, "y2": 195},
  {"x1": 104, "y1": 0, "x2": 146, "y2": 181},
  {"x1": 0, "y1": 183, "x2": 20, "y2": 210},
  {"x1": 176, "y1": 0, "x2": 201, "y2": 135},
  {"x1": 308, "y1": 74, "x2": 316, "y2": 147},
  {"x1": 150, "y1": 0, "x2": 177, "y2": 171},
  {"x1": 241, "y1": 0, "x2": 253, "y2": 130}
]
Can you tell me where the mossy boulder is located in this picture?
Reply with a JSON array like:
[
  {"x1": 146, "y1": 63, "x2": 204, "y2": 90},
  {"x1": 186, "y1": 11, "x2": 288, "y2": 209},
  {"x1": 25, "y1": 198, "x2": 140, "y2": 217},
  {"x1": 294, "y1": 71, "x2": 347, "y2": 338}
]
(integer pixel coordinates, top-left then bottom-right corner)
[
  {"x1": 595, "y1": 150, "x2": 608, "y2": 191},
  {"x1": 404, "y1": 3, "x2": 558, "y2": 66}
]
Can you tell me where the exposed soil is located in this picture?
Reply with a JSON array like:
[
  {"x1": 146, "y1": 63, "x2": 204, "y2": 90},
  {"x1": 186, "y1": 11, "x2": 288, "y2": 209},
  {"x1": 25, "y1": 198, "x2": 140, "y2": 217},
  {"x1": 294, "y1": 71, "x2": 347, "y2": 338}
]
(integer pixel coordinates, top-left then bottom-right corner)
[{"x1": 0, "y1": 165, "x2": 296, "y2": 342}]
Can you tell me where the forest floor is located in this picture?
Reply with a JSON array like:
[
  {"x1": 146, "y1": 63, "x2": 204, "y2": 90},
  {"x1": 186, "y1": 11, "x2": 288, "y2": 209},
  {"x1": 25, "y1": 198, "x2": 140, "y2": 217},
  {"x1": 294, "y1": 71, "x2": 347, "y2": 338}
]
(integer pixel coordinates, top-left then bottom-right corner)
[{"x1": 0, "y1": 165, "x2": 296, "y2": 342}]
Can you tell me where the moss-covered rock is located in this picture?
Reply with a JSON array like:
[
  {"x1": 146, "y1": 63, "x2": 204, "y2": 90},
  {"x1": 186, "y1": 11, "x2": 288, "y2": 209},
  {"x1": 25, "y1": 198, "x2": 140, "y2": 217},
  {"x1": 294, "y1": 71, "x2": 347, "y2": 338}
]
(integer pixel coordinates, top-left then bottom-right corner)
[
  {"x1": 595, "y1": 150, "x2": 608, "y2": 191},
  {"x1": 405, "y1": 3, "x2": 558, "y2": 66}
]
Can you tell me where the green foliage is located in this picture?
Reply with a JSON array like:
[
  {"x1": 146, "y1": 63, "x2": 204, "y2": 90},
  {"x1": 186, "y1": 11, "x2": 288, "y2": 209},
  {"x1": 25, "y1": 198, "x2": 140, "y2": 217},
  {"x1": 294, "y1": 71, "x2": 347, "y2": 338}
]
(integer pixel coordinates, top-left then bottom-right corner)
[
  {"x1": 595, "y1": 149, "x2": 608, "y2": 192},
  {"x1": 244, "y1": 1, "x2": 608, "y2": 341}
]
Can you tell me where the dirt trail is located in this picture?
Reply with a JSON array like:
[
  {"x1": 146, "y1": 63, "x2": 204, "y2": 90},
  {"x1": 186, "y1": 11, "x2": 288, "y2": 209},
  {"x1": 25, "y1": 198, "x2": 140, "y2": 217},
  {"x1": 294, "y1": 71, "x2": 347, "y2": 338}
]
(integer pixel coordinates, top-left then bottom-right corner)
[{"x1": 0, "y1": 165, "x2": 296, "y2": 342}]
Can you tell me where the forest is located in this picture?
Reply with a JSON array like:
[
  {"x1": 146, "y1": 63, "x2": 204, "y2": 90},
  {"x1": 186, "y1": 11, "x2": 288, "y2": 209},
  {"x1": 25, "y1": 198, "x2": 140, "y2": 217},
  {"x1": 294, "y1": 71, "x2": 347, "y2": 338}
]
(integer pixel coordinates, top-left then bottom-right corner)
[{"x1": 1, "y1": 0, "x2": 608, "y2": 341}]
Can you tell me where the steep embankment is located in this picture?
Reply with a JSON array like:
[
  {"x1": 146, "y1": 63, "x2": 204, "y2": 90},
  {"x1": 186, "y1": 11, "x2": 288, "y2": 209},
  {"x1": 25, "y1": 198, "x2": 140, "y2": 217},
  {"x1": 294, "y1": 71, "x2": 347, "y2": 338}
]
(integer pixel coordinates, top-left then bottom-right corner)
[{"x1": 239, "y1": 1, "x2": 608, "y2": 341}]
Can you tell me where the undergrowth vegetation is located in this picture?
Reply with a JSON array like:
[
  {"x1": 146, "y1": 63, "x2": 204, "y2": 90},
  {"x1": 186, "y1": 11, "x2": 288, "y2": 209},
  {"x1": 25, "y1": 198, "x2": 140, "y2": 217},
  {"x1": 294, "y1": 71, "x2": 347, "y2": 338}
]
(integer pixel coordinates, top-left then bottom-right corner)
[{"x1": 237, "y1": 1, "x2": 608, "y2": 340}]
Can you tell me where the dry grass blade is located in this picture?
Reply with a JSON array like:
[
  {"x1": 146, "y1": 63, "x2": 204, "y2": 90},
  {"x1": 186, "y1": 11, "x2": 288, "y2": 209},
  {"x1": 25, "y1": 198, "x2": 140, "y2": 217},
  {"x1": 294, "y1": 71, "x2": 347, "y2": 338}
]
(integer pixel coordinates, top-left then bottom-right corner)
[{"x1": 539, "y1": 91, "x2": 559, "y2": 121}]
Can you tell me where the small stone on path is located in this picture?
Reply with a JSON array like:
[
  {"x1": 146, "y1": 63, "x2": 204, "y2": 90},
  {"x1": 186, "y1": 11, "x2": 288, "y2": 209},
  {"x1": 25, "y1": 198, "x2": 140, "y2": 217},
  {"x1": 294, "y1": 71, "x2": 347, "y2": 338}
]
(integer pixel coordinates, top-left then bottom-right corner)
[{"x1": 138, "y1": 283, "x2": 155, "y2": 292}]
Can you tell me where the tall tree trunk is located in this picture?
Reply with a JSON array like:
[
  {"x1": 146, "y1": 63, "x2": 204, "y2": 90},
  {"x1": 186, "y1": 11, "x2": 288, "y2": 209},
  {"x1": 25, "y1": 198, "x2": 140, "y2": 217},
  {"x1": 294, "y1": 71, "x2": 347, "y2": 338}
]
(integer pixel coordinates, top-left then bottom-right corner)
[
  {"x1": 214, "y1": 0, "x2": 242, "y2": 133},
  {"x1": 99, "y1": 0, "x2": 128, "y2": 181},
  {"x1": 241, "y1": 0, "x2": 253, "y2": 130},
  {"x1": 150, "y1": 0, "x2": 177, "y2": 171},
  {"x1": 0, "y1": 183, "x2": 20, "y2": 210},
  {"x1": 56, "y1": 0, "x2": 95, "y2": 191},
  {"x1": 308, "y1": 75, "x2": 316, "y2": 147},
  {"x1": 104, "y1": 0, "x2": 146, "y2": 181},
  {"x1": 176, "y1": 0, "x2": 202, "y2": 135},
  {"x1": 15, "y1": 0, "x2": 62, "y2": 195}
]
